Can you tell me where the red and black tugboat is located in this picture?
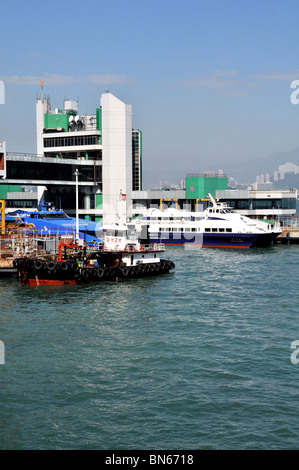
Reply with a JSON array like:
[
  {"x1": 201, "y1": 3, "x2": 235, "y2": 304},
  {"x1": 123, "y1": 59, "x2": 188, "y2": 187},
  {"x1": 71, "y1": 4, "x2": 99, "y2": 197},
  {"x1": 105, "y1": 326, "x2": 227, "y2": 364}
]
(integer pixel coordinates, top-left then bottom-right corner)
[{"x1": 14, "y1": 226, "x2": 175, "y2": 286}]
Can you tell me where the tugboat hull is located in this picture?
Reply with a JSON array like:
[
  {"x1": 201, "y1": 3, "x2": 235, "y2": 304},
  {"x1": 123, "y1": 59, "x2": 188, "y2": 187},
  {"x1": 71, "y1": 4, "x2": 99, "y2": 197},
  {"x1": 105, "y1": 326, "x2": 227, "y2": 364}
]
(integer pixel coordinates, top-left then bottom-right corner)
[{"x1": 15, "y1": 257, "x2": 175, "y2": 286}]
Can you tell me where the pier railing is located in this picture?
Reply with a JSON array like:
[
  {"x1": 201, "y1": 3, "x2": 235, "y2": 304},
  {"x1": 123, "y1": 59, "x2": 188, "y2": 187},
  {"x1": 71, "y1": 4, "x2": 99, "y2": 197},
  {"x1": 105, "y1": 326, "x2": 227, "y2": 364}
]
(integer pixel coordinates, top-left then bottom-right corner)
[{"x1": 279, "y1": 216, "x2": 299, "y2": 228}]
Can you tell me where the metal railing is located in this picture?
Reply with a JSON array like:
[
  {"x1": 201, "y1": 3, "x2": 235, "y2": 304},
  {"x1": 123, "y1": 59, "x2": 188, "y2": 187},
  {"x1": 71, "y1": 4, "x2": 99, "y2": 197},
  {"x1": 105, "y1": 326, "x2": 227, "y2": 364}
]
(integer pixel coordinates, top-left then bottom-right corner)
[
  {"x1": 278, "y1": 216, "x2": 299, "y2": 228},
  {"x1": 7, "y1": 151, "x2": 44, "y2": 159}
]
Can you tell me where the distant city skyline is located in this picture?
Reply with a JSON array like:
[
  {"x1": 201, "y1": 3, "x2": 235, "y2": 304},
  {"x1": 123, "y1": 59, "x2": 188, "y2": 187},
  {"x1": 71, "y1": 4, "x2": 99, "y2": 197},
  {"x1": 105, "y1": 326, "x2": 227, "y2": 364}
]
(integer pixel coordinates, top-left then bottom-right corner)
[{"x1": 1, "y1": 0, "x2": 299, "y2": 187}]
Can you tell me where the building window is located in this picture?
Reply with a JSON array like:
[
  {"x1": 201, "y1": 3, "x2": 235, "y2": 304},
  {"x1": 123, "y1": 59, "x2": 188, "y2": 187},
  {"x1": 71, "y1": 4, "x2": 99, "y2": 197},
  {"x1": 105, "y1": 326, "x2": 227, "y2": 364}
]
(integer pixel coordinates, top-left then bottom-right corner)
[
  {"x1": 43, "y1": 135, "x2": 100, "y2": 148},
  {"x1": 6, "y1": 200, "x2": 37, "y2": 208}
]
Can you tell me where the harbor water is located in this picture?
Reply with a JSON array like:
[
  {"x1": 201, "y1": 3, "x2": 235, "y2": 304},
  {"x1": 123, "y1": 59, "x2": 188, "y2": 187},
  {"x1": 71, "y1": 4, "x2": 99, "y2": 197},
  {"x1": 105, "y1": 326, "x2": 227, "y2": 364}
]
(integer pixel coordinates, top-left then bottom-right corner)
[{"x1": 1, "y1": 244, "x2": 299, "y2": 450}]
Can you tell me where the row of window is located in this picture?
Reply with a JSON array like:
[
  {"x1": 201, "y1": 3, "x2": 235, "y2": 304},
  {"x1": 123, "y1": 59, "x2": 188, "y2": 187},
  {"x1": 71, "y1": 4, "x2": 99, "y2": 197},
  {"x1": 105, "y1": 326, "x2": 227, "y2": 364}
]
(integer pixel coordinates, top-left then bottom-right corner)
[
  {"x1": 7, "y1": 161, "x2": 102, "y2": 183},
  {"x1": 150, "y1": 217, "x2": 201, "y2": 221},
  {"x1": 132, "y1": 133, "x2": 141, "y2": 191},
  {"x1": 224, "y1": 199, "x2": 296, "y2": 210},
  {"x1": 205, "y1": 228, "x2": 232, "y2": 232},
  {"x1": 158, "y1": 227, "x2": 232, "y2": 233},
  {"x1": 44, "y1": 150, "x2": 102, "y2": 161},
  {"x1": 5, "y1": 200, "x2": 37, "y2": 208},
  {"x1": 43, "y1": 134, "x2": 141, "y2": 150},
  {"x1": 44, "y1": 135, "x2": 100, "y2": 148}
]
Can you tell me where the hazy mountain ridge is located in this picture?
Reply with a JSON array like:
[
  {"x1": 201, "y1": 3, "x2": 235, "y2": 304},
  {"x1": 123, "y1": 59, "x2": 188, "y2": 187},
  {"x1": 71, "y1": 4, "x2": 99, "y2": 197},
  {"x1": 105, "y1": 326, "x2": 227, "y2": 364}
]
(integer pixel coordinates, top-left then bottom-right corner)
[{"x1": 226, "y1": 147, "x2": 299, "y2": 184}]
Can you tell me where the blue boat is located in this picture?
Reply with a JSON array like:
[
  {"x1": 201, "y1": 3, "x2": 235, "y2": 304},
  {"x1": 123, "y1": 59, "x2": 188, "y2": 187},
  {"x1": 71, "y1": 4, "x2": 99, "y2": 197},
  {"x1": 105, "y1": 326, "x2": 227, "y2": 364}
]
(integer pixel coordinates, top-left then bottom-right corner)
[{"x1": 5, "y1": 200, "x2": 103, "y2": 244}]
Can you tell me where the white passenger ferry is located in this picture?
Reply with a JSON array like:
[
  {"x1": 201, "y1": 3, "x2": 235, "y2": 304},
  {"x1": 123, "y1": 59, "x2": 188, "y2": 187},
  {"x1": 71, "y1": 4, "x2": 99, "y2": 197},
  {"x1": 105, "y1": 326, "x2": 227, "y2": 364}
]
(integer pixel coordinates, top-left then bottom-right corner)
[{"x1": 138, "y1": 194, "x2": 281, "y2": 248}]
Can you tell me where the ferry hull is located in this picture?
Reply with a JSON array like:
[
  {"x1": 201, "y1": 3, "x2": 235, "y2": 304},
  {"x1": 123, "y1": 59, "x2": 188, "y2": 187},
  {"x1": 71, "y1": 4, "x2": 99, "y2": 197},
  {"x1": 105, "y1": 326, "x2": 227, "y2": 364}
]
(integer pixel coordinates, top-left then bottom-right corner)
[{"x1": 148, "y1": 232, "x2": 279, "y2": 248}]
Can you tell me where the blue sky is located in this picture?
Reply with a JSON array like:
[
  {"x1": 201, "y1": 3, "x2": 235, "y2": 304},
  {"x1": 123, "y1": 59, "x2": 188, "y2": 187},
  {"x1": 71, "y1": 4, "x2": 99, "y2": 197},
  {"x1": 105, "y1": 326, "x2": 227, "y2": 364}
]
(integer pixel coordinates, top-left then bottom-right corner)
[{"x1": 1, "y1": 0, "x2": 299, "y2": 186}]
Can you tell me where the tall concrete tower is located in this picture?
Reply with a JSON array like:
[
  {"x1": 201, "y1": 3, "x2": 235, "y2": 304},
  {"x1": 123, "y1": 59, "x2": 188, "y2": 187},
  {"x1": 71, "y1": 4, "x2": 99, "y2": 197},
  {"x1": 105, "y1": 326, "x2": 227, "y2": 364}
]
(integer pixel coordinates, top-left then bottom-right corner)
[
  {"x1": 36, "y1": 94, "x2": 50, "y2": 156},
  {"x1": 101, "y1": 92, "x2": 133, "y2": 225}
]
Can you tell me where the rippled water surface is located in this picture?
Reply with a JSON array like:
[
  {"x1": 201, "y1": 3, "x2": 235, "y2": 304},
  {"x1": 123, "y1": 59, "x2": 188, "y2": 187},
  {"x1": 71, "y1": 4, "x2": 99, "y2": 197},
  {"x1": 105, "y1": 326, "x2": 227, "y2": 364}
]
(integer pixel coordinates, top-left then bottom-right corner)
[{"x1": 1, "y1": 245, "x2": 299, "y2": 449}]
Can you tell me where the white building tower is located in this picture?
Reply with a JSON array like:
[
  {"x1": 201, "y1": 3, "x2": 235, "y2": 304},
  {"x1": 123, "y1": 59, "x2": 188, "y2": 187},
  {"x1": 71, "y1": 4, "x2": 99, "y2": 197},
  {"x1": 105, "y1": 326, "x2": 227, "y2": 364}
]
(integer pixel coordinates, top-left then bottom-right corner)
[
  {"x1": 101, "y1": 92, "x2": 133, "y2": 225},
  {"x1": 36, "y1": 92, "x2": 50, "y2": 156}
]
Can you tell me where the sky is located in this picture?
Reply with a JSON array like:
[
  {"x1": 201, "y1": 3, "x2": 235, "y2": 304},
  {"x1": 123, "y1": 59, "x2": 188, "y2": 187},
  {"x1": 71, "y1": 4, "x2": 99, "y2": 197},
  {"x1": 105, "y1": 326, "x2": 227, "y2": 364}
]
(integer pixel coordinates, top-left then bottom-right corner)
[{"x1": 1, "y1": 0, "x2": 299, "y2": 187}]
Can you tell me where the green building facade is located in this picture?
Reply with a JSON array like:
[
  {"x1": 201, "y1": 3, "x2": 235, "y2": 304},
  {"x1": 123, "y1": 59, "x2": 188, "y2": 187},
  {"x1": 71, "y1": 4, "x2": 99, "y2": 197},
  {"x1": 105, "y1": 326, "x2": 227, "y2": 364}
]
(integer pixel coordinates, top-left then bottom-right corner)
[
  {"x1": 186, "y1": 175, "x2": 228, "y2": 200},
  {"x1": 44, "y1": 113, "x2": 70, "y2": 132}
]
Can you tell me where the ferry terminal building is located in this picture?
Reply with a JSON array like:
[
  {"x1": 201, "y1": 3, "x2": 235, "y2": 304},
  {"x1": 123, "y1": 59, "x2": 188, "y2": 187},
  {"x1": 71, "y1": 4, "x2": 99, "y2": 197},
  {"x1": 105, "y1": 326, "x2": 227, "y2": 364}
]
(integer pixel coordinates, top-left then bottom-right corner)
[{"x1": 0, "y1": 91, "x2": 297, "y2": 224}]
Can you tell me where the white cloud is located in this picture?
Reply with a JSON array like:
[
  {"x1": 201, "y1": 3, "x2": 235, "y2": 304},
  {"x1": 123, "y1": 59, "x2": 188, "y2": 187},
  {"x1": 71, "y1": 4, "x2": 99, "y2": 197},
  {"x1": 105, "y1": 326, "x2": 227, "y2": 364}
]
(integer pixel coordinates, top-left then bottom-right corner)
[
  {"x1": 0, "y1": 75, "x2": 44, "y2": 86},
  {"x1": 256, "y1": 71, "x2": 299, "y2": 81},
  {"x1": 0, "y1": 73, "x2": 135, "y2": 86},
  {"x1": 179, "y1": 68, "x2": 299, "y2": 97},
  {"x1": 179, "y1": 70, "x2": 250, "y2": 97},
  {"x1": 181, "y1": 76, "x2": 241, "y2": 90},
  {"x1": 82, "y1": 74, "x2": 135, "y2": 85}
]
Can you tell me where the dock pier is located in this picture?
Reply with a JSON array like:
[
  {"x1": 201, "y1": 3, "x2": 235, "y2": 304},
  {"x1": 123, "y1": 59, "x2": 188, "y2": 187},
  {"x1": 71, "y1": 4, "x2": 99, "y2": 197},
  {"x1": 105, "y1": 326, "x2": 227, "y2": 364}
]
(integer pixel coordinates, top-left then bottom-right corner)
[{"x1": 276, "y1": 227, "x2": 299, "y2": 244}]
